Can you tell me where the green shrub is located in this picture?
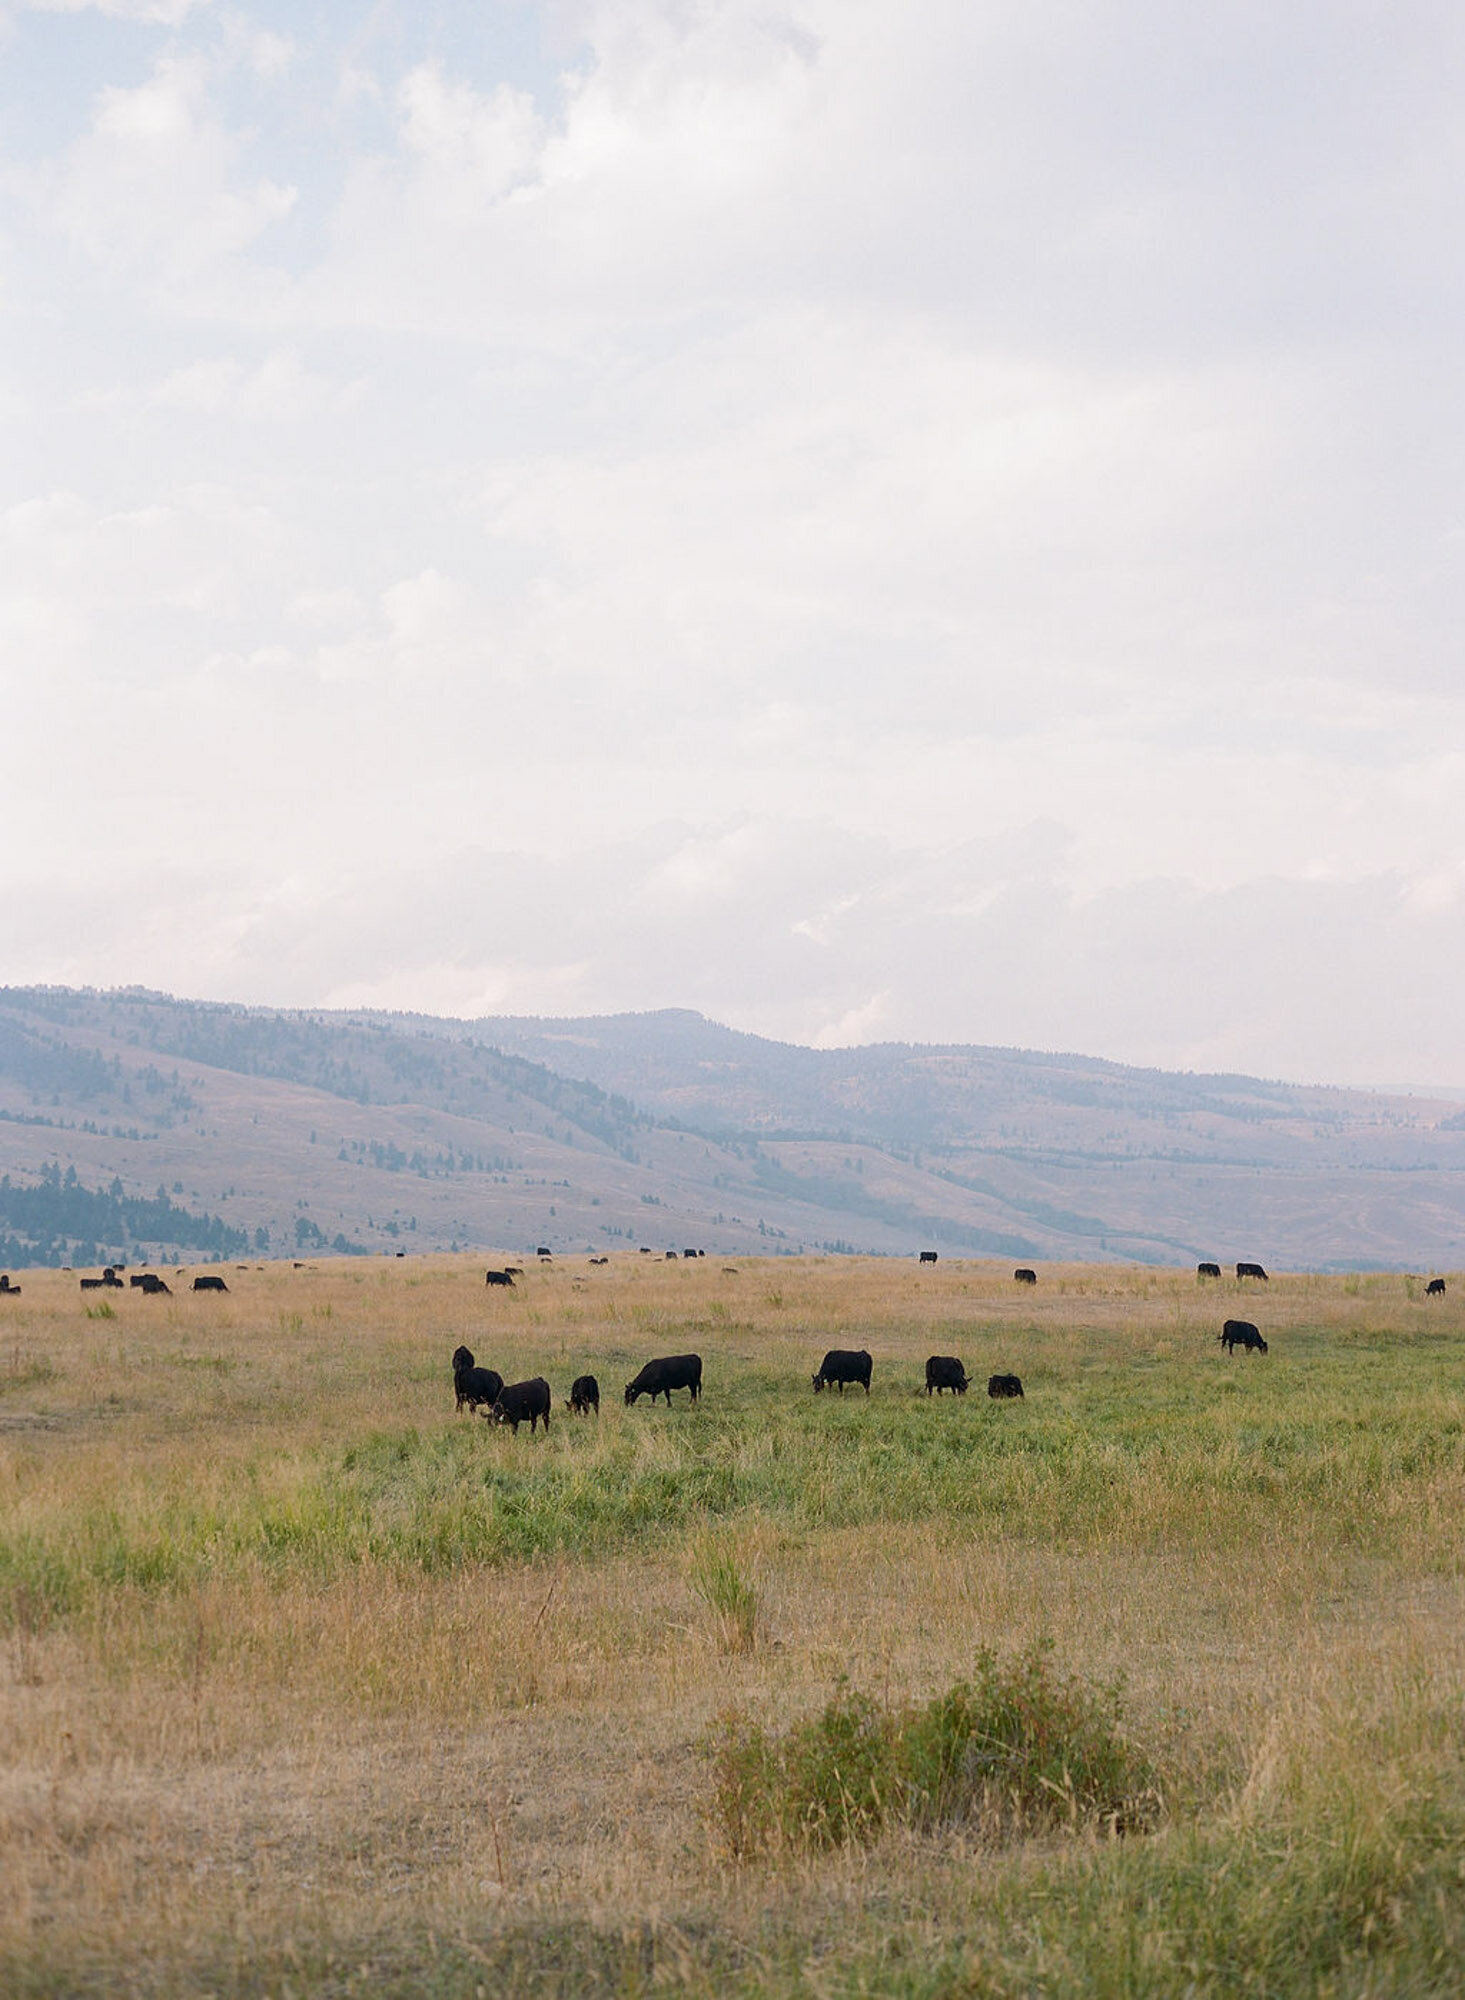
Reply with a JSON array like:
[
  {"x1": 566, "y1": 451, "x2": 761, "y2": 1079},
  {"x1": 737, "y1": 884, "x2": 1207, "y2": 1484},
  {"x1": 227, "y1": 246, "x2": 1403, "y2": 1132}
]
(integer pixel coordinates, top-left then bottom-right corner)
[{"x1": 708, "y1": 1642, "x2": 1158, "y2": 1857}]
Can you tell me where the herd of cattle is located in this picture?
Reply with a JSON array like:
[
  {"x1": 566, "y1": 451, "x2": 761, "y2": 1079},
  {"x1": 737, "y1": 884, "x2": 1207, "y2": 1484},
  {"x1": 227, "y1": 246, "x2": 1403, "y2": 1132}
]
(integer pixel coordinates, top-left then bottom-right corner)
[
  {"x1": 0, "y1": 1258, "x2": 1450, "y2": 1410},
  {"x1": 452, "y1": 1340, "x2": 1022, "y2": 1433}
]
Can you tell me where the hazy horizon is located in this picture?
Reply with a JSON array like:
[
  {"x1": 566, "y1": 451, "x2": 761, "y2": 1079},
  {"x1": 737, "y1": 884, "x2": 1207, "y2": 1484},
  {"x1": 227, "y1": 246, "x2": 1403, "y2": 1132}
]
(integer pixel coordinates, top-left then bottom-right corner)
[{"x1": 4, "y1": 3, "x2": 1463, "y2": 1089}]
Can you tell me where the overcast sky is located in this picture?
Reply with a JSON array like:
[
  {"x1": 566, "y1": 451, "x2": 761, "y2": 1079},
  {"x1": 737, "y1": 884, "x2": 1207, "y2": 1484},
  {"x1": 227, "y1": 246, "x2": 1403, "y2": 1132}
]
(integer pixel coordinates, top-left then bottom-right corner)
[{"x1": 2, "y1": 0, "x2": 1463, "y2": 1087}]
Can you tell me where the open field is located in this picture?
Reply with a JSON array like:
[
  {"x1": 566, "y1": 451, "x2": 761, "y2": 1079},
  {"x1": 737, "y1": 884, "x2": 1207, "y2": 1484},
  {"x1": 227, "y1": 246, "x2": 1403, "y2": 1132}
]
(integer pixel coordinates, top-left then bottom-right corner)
[{"x1": 3, "y1": 1253, "x2": 1465, "y2": 1995}]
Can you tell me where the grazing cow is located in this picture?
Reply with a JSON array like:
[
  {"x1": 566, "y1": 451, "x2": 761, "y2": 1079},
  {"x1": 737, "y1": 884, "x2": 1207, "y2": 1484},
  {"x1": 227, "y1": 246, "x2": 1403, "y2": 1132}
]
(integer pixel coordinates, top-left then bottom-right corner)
[
  {"x1": 568, "y1": 1374, "x2": 600, "y2": 1415},
  {"x1": 192, "y1": 1275, "x2": 229, "y2": 1293},
  {"x1": 683, "y1": 1248, "x2": 699, "y2": 1259},
  {"x1": 0, "y1": 1275, "x2": 19, "y2": 1295},
  {"x1": 1427, "y1": 1278, "x2": 1447, "y2": 1296},
  {"x1": 624, "y1": 1354, "x2": 703, "y2": 1406},
  {"x1": 79, "y1": 1277, "x2": 107, "y2": 1291},
  {"x1": 988, "y1": 1373, "x2": 1024, "y2": 1399},
  {"x1": 1236, "y1": 1262, "x2": 1269, "y2": 1281},
  {"x1": 812, "y1": 1349, "x2": 873, "y2": 1395},
  {"x1": 665, "y1": 1250, "x2": 677, "y2": 1260},
  {"x1": 1197, "y1": 1262, "x2": 1222, "y2": 1279},
  {"x1": 490, "y1": 1377, "x2": 552, "y2": 1433},
  {"x1": 484, "y1": 1268, "x2": 516, "y2": 1288},
  {"x1": 919, "y1": 1250, "x2": 938, "y2": 1265},
  {"x1": 536, "y1": 1247, "x2": 552, "y2": 1259},
  {"x1": 1220, "y1": 1319, "x2": 1268, "y2": 1354},
  {"x1": 102, "y1": 1267, "x2": 123, "y2": 1288},
  {"x1": 639, "y1": 1247, "x2": 653, "y2": 1255},
  {"x1": 589, "y1": 1256, "x2": 609, "y2": 1265},
  {"x1": 925, "y1": 1355, "x2": 968, "y2": 1396},
  {"x1": 1014, "y1": 1268, "x2": 1037, "y2": 1285},
  {"x1": 137, "y1": 1274, "x2": 171, "y2": 1295},
  {"x1": 451, "y1": 1345, "x2": 504, "y2": 1414}
]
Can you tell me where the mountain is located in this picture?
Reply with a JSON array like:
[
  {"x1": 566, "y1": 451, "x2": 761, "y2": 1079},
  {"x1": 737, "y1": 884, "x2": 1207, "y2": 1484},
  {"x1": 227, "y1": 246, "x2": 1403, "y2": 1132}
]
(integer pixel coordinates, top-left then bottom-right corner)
[{"x1": 0, "y1": 987, "x2": 1459, "y2": 1269}]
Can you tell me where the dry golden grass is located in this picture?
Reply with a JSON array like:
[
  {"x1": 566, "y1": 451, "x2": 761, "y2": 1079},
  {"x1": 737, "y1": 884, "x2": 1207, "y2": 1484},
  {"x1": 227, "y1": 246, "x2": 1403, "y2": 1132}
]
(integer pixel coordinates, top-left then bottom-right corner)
[{"x1": 2, "y1": 1253, "x2": 1465, "y2": 1994}]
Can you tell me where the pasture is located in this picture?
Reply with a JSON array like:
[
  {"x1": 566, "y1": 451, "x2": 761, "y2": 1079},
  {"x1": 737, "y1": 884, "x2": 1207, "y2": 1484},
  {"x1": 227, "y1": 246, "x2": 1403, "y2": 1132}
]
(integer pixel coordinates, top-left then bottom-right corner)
[{"x1": 2, "y1": 1254, "x2": 1465, "y2": 1995}]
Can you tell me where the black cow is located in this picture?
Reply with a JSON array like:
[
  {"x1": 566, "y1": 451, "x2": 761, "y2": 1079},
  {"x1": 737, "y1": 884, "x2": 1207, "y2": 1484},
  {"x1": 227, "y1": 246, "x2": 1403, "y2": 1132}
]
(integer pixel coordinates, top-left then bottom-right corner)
[
  {"x1": 79, "y1": 1277, "x2": 106, "y2": 1291},
  {"x1": 452, "y1": 1345, "x2": 504, "y2": 1414},
  {"x1": 1236, "y1": 1262, "x2": 1269, "y2": 1281},
  {"x1": 101, "y1": 1268, "x2": 123, "y2": 1288},
  {"x1": 665, "y1": 1250, "x2": 678, "y2": 1260},
  {"x1": 490, "y1": 1377, "x2": 552, "y2": 1433},
  {"x1": 625, "y1": 1354, "x2": 703, "y2": 1406},
  {"x1": 192, "y1": 1275, "x2": 229, "y2": 1293},
  {"x1": 1197, "y1": 1262, "x2": 1222, "y2": 1279},
  {"x1": 919, "y1": 1250, "x2": 938, "y2": 1265},
  {"x1": 536, "y1": 1247, "x2": 552, "y2": 1259},
  {"x1": 683, "y1": 1248, "x2": 698, "y2": 1259},
  {"x1": 925, "y1": 1355, "x2": 968, "y2": 1396},
  {"x1": 1014, "y1": 1268, "x2": 1037, "y2": 1285},
  {"x1": 568, "y1": 1374, "x2": 600, "y2": 1415},
  {"x1": 988, "y1": 1373, "x2": 1024, "y2": 1398},
  {"x1": 812, "y1": 1349, "x2": 872, "y2": 1394},
  {"x1": 484, "y1": 1269, "x2": 516, "y2": 1288},
  {"x1": 138, "y1": 1274, "x2": 171, "y2": 1295},
  {"x1": 1220, "y1": 1319, "x2": 1268, "y2": 1354},
  {"x1": 0, "y1": 1276, "x2": 19, "y2": 1295},
  {"x1": 1427, "y1": 1278, "x2": 1446, "y2": 1296},
  {"x1": 588, "y1": 1256, "x2": 609, "y2": 1265}
]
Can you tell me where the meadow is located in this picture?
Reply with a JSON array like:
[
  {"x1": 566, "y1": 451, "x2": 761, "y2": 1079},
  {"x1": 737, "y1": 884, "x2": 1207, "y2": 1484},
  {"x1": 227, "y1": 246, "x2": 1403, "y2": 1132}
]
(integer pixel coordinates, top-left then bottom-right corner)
[{"x1": 2, "y1": 1252, "x2": 1464, "y2": 1996}]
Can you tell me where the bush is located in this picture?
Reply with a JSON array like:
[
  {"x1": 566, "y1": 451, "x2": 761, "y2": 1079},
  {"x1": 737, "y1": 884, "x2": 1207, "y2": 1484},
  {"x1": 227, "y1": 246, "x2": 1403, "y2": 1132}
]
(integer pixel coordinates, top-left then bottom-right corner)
[{"x1": 708, "y1": 1641, "x2": 1159, "y2": 1857}]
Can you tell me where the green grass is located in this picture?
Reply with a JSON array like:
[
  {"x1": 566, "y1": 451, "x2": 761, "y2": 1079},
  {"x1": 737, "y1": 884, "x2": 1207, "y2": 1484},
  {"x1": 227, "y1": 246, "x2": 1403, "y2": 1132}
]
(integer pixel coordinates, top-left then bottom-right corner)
[{"x1": 5, "y1": 1330, "x2": 1465, "y2": 1620}]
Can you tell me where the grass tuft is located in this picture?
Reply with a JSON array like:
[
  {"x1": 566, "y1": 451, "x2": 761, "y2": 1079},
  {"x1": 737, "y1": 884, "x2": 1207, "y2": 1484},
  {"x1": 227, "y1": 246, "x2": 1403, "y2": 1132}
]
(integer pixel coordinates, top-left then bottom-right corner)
[{"x1": 708, "y1": 1641, "x2": 1158, "y2": 1856}]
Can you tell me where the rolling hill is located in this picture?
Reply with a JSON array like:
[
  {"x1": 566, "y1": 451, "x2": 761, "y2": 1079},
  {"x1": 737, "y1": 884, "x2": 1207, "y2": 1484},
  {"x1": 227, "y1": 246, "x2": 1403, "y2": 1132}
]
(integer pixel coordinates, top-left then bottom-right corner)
[{"x1": 0, "y1": 987, "x2": 1460, "y2": 1269}]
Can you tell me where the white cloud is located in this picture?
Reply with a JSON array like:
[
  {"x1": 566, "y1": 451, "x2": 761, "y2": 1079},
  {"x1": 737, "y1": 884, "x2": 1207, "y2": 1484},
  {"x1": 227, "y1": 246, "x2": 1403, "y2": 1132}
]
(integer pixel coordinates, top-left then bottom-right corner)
[{"x1": 1, "y1": 2, "x2": 1463, "y2": 1089}]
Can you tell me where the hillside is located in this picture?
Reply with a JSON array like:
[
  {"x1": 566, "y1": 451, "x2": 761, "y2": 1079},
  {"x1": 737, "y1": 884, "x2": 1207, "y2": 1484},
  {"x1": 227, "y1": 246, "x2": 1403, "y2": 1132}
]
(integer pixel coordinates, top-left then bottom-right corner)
[{"x1": 0, "y1": 987, "x2": 1460, "y2": 1268}]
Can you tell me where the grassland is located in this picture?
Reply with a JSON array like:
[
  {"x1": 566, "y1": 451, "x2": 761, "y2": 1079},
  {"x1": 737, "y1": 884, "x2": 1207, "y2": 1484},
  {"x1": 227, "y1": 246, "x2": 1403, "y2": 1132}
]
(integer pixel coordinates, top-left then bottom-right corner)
[{"x1": 2, "y1": 1254, "x2": 1464, "y2": 1995}]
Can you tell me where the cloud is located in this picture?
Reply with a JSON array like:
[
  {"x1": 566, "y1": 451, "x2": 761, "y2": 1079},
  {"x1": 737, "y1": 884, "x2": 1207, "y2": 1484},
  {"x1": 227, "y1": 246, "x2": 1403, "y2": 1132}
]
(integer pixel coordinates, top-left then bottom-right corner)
[
  {"x1": 32, "y1": 53, "x2": 294, "y2": 286},
  {"x1": 1, "y1": 2, "x2": 1463, "y2": 1091}
]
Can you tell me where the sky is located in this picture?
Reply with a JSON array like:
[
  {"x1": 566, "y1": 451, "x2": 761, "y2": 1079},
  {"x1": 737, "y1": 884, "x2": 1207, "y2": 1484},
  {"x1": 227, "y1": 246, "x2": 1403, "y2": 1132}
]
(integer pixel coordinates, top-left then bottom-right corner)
[{"x1": 1, "y1": 0, "x2": 1463, "y2": 1088}]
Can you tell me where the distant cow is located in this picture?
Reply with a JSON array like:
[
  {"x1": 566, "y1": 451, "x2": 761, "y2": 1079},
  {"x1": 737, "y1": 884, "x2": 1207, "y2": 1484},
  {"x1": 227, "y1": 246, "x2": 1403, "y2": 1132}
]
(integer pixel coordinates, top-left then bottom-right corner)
[
  {"x1": 490, "y1": 1377, "x2": 552, "y2": 1433},
  {"x1": 812, "y1": 1349, "x2": 872, "y2": 1395},
  {"x1": 625, "y1": 1354, "x2": 703, "y2": 1406},
  {"x1": 101, "y1": 1268, "x2": 123, "y2": 1288},
  {"x1": 79, "y1": 1278, "x2": 107, "y2": 1291},
  {"x1": 665, "y1": 1250, "x2": 677, "y2": 1260},
  {"x1": 588, "y1": 1256, "x2": 609, "y2": 1266},
  {"x1": 568, "y1": 1374, "x2": 600, "y2": 1415},
  {"x1": 1220, "y1": 1319, "x2": 1268, "y2": 1354},
  {"x1": 1014, "y1": 1268, "x2": 1037, "y2": 1285},
  {"x1": 452, "y1": 1345, "x2": 504, "y2": 1413},
  {"x1": 536, "y1": 1248, "x2": 552, "y2": 1259},
  {"x1": 919, "y1": 1251, "x2": 938, "y2": 1265},
  {"x1": 484, "y1": 1269, "x2": 516, "y2": 1288},
  {"x1": 925, "y1": 1355, "x2": 968, "y2": 1396},
  {"x1": 683, "y1": 1248, "x2": 699, "y2": 1259},
  {"x1": 138, "y1": 1274, "x2": 171, "y2": 1296},
  {"x1": 0, "y1": 1275, "x2": 19, "y2": 1295},
  {"x1": 1236, "y1": 1262, "x2": 1269, "y2": 1281},
  {"x1": 1197, "y1": 1262, "x2": 1222, "y2": 1279},
  {"x1": 1427, "y1": 1278, "x2": 1447, "y2": 1296},
  {"x1": 988, "y1": 1373, "x2": 1024, "y2": 1399},
  {"x1": 192, "y1": 1275, "x2": 229, "y2": 1293}
]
